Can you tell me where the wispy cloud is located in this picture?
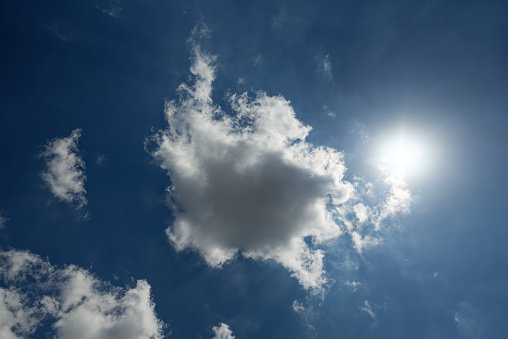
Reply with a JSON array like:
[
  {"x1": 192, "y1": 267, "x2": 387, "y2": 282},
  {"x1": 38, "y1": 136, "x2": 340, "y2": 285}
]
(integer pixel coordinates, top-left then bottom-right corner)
[
  {"x1": 454, "y1": 302, "x2": 483, "y2": 338},
  {"x1": 360, "y1": 300, "x2": 376, "y2": 319},
  {"x1": 0, "y1": 249, "x2": 165, "y2": 339},
  {"x1": 344, "y1": 280, "x2": 362, "y2": 293},
  {"x1": 97, "y1": 0, "x2": 122, "y2": 20},
  {"x1": 211, "y1": 323, "x2": 236, "y2": 339},
  {"x1": 252, "y1": 54, "x2": 262, "y2": 66},
  {"x1": 316, "y1": 53, "x2": 333, "y2": 79},
  {"x1": 40, "y1": 129, "x2": 87, "y2": 208}
]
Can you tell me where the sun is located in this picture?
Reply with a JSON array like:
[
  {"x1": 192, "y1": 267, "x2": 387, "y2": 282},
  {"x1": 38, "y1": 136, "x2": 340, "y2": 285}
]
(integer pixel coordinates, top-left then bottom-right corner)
[{"x1": 379, "y1": 135, "x2": 426, "y2": 175}]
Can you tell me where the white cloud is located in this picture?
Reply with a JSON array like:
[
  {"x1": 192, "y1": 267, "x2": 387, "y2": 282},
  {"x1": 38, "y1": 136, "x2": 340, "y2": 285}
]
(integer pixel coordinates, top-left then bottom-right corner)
[
  {"x1": 360, "y1": 300, "x2": 375, "y2": 319},
  {"x1": 148, "y1": 37, "x2": 355, "y2": 294},
  {"x1": 334, "y1": 173, "x2": 412, "y2": 253},
  {"x1": 148, "y1": 30, "x2": 413, "y2": 294},
  {"x1": 344, "y1": 280, "x2": 362, "y2": 293},
  {"x1": 0, "y1": 250, "x2": 165, "y2": 339},
  {"x1": 40, "y1": 128, "x2": 87, "y2": 208},
  {"x1": 211, "y1": 323, "x2": 236, "y2": 339}
]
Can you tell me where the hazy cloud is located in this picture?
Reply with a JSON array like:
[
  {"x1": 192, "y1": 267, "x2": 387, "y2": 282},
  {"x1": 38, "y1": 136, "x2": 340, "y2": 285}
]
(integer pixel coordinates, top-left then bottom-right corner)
[
  {"x1": 316, "y1": 53, "x2": 332, "y2": 79},
  {"x1": 211, "y1": 323, "x2": 236, "y2": 339},
  {"x1": 97, "y1": 0, "x2": 122, "y2": 20},
  {"x1": 40, "y1": 129, "x2": 87, "y2": 208},
  {"x1": 454, "y1": 302, "x2": 483, "y2": 338},
  {"x1": 360, "y1": 300, "x2": 375, "y2": 319},
  {"x1": 252, "y1": 55, "x2": 262, "y2": 66},
  {"x1": 0, "y1": 250, "x2": 165, "y2": 339}
]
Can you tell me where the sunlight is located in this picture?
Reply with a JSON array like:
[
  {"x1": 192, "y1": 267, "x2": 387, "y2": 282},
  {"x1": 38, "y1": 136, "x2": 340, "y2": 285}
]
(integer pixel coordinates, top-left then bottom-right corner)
[{"x1": 379, "y1": 135, "x2": 426, "y2": 175}]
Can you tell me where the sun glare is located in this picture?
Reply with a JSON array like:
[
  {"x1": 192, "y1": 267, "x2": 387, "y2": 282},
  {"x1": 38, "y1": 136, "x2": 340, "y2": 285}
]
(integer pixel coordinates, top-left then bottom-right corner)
[{"x1": 379, "y1": 135, "x2": 426, "y2": 175}]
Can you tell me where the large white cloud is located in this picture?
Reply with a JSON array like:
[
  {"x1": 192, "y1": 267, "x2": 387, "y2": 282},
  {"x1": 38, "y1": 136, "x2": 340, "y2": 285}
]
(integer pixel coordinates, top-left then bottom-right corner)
[
  {"x1": 40, "y1": 128, "x2": 87, "y2": 208},
  {"x1": 148, "y1": 30, "x2": 413, "y2": 293},
  {"x1": 0, "y1": 250, "x2": 165, "y2": 339}
]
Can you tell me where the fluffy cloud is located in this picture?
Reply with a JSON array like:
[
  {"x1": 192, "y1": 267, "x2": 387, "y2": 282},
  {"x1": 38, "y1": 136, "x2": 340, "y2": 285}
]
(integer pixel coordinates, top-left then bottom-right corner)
[
  {"x1": 148, "y1": 31, "x2": 413, "y2": 293},
  {"x1": 148, "y1": 41, "x2": 354, "y2": 293},
  {"x1": 40, "y1": 129, "x2": 87, "y2": 208},
  {"x1": 0, "y1": 250, "x2": 165, "y2": 339},
  {"x1": 211, "y1": 323, "x2": 236, "y2": 339}
]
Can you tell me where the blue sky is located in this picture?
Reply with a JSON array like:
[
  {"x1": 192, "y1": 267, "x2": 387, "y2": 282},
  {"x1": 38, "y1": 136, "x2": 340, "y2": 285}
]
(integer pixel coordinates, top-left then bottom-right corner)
[{"x1": 1, "y1": 0, "x2": 507, "y2": 338}]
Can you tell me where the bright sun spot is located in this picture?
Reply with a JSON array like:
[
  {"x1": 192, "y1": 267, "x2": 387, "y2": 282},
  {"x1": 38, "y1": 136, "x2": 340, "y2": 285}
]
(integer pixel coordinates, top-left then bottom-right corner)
[{"x1": 379, "y1": 135, "x2": 426, "y2": 176}]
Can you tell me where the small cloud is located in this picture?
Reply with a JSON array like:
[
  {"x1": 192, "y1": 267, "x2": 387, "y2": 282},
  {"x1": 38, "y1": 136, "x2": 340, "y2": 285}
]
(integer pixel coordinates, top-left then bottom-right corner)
[
  {"x1": 252, "y1": 55, "x2": 262, "y2": 66},
  {"x1": 39, "y1": 129, "x2": 87, "y2": 208},
  {"x1": 344, "y1": 280, "x2": 362, "y2": 292},
  {"x1": 96, "y1": 154, "x2": 106, "y2": 165},
  {"x1": 211, "y1": 323, "x2": 236, "y2": 339},
  {"x1": 97, "y1": 0, "x2": 122, "y2": 20},
  {"x1": 360, "y1": 300, "x2": 376, "y2": 319},
  {"x1": 316, "y1": 53, "x2": 333, "y2": 79},
  {"x1": 322, "y1": 105, "x2": 335, "y2": 117},
  {"x1": 454, "y1": 302, "x2": 483, "y2": 338},
  {"x1": 237, "y1": 77, "x2": 245, "y2": 86},
  {"x1": 292, "y1": 300, "x2": 305, "y2": 313}
]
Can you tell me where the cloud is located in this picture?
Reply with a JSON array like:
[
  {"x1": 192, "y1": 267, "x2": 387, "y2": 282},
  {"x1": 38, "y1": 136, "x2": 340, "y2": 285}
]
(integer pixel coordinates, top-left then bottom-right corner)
[
  {"x1": 344, "y1": 280, "x2": 362, "y2": 293},
  {"x1": 360, "y1": 300, "x2": 375, "y2": 319},
  {"x1": 97, "y1": 0, "x2": 122, "y2": 20},
  {"x1": 316, "y1": 53, "x2": 332, "y2": 79},
  {"x1": 40, "y1": 129, "x2": 87, "y2": 208},
  {"x1": 252, "y1": 55, "x2": 262, "y2": 66},
  {"x1": 148, "y1": 29, "x2": 413, "y2": 294},
  {"x1": 148, "y1": 37, "x2": 355, "y2": 294},
  {"x1": 0, "y1": 250, "x2": 165, "y2": 339},
  {"x1": 211, "y1": 323, "x2": 236, "y2": 339},
  {"x1": 454, "y1": 302, "x2": 483, "y2": 338}
]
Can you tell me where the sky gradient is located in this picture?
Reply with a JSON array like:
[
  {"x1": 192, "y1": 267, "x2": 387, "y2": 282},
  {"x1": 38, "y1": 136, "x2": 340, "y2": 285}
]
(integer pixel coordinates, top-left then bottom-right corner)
[{"x1": 1, "y1": 1, "x2": 508, "y2": 338}]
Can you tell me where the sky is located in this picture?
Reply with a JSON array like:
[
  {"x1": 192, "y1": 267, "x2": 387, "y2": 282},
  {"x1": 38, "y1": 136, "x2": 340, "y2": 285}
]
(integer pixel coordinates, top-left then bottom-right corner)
[{"x1": 1, "y1": 0, "x2": 508, "y2": 338}]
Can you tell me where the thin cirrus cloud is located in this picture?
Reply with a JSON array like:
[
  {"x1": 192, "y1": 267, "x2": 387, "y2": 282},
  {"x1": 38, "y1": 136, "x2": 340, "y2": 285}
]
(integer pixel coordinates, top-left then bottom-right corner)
[
  {"x1": 0, "y1": 249, "x2": 165, "y2": 339},
  {"x1": 147, "y1": 27, "x2": 413, "y2": 294},
  {"x1": 211, "y1": 323, "x2": 236, "y2": 339},
  {"x1": 40, "y1": 128, "x2": 87, "y2": 208},
  {"x1": 316, "y1": 53, "x2": 332, "y2": 79}
]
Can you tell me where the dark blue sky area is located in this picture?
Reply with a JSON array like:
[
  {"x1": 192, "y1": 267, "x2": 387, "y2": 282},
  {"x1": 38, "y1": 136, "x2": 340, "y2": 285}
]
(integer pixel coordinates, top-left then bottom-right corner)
[{"x1": 1, "y1": 1, "x2": 507, "y2": 338}]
